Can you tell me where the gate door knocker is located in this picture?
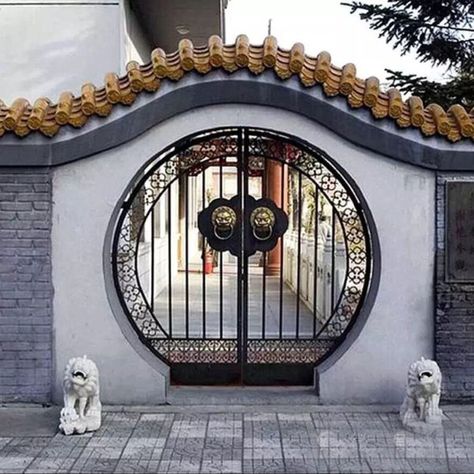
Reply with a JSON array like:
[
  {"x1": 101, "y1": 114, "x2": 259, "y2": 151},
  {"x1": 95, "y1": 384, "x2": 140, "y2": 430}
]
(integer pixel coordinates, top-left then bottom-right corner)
[
  {"x1": 198, "y1": 196, "x2": 241, "y2": 256},
  {"x1": 212, "y1": 206, "x2": 237, "y2": 240},
  {"x1": 245, "y1": 196, "x2": 289, "y2": 255},
  {"x1": 250, "y1": 207, "x2": 275, "y2": 241}
]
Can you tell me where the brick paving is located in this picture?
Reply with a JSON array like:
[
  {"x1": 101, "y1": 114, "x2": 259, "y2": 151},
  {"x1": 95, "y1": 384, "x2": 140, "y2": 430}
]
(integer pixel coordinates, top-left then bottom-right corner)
[{"x1": 0, "y1": 408, "x2": 473, "y2": 473}]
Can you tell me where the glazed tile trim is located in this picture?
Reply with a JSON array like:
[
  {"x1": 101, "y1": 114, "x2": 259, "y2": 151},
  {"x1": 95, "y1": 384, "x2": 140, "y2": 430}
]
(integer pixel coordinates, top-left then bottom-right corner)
[{"x1": 0, "y1": 35, "x2": 473, "y2": 142}]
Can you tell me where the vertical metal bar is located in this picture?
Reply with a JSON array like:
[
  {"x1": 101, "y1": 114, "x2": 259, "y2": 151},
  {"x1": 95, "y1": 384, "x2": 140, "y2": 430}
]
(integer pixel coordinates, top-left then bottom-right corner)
[
  {"x1": 219, "y1": 160, "x2": 224, "y2": 339},
  {"x1": 185, "y1": 173, "x2": 189, "y2": 339},
  {"x1": 313, "y1": 185, "x2": 319, "y2": 338},
  {"x1": 261, "y1": 159, "x2": 267, "y2": 339},
  {"x1": 236, "y1": 130, "x2": 243, "y2": 377},
  {"x1": 242, "y1": 129, "x2": 249, "y2": 369},
  {"x1": 278, "y1": 162, "x2": 285, "y2": 340},
  {"x1": 331, "y1": 207, "x2": 336, "y2": 313},
  {"x1": 202, "y1": 168, "x2": 207, "y2": 339},
  {"x1": 261, "y1": 251, "x2": 267, "y2": 339},
  {"x1": 151, "y1": 204, "x2": 155, "y2": 313},
  {"x1": 168, "y1": 184, "x2": 172, "y2": 337},
  {"x1": 295, "y1": 172, "x2": 302, "y2": 339}
]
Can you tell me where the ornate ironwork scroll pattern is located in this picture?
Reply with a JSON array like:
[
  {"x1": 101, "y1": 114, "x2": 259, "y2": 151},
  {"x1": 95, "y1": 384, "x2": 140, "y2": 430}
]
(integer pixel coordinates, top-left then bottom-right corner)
[
  {"x1": 177, "y1": 136, "x2": 239, "y2": 175},
  {"x1": 246, "y1": 340, "x2": 333, "y2": 364},
  {"x1": 151, "y1": 339, "x2": 238, "y2": 364},
  {"x1": 248, "y1": 135, "x2": 370, "y2": 340}
]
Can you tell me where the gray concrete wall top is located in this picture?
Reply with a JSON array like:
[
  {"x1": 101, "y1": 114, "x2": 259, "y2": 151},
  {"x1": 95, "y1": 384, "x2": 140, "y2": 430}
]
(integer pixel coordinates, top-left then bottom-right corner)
[{"x1": 0, "y1": 70, "x2": 472, "y2": 170}]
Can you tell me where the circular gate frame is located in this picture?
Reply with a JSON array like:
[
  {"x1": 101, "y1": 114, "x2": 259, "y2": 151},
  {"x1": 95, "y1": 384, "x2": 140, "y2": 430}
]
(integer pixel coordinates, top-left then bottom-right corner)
[{"x1": 107, "y1": 126, "x2": 381, "y2": 378}]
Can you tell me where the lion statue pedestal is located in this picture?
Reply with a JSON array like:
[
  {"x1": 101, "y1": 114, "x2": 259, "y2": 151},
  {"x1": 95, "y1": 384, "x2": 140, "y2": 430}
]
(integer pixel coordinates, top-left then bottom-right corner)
[
  {"x1": 400, "y1": 357, "x2": 443, "y2": 435},
  {"x1": 59, "y1": 355, "x2": 101, "y2": 435}
]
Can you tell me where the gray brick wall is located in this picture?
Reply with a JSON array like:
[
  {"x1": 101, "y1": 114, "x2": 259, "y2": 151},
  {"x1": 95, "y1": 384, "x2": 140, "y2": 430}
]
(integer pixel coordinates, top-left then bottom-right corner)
[
  {"x1": 0, "y1": 168, "x2": 53, "y2": 403},
  {"x1": 436, "y1": 173, "x2": 474, "y2": 401}
]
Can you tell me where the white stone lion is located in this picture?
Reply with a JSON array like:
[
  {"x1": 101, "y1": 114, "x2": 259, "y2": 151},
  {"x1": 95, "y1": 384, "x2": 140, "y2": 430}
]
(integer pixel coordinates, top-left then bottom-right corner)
[
  {"x1": 59, "y1": 355, "x2": 101, "y2": 435},
  {"x1": 400, "y1": 357, "x2": 443, "y2": 431}
]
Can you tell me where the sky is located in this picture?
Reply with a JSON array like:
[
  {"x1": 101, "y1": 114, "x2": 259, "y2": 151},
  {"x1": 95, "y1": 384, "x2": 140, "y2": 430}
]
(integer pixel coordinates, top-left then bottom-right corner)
[{"x1": 225, "y1": 0, "x2": 446, "y2": 87}]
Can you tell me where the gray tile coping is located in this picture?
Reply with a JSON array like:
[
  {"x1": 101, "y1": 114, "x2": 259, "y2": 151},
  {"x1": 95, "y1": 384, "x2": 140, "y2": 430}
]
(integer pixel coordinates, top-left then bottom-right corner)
[{"x1": 0, "y1": 406, "x2": 473, "y2": 473}]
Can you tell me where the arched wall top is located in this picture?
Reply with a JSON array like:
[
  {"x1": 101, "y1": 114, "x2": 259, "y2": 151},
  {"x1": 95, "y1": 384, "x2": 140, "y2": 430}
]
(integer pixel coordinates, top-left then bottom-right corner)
[
  {"x1": 0, "y1": 69, "x2": 473, "y2": 170},
  {"x1": 2, "y1": 35, "x2": 474, "y2": 144}
]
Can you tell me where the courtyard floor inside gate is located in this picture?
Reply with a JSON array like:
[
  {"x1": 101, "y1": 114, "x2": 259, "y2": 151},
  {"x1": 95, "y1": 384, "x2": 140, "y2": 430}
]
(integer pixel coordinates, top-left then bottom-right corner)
[
  {"x1": 1, "y1": 404, "x2": 473, "y2": 474},
  {"x1": 153, "y1": 268, "x2": 321, "y2": 339}
]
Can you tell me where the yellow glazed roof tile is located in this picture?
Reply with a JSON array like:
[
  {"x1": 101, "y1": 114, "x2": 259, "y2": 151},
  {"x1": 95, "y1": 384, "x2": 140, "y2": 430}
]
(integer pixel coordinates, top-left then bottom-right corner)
[{"x1": 0, "y1": 34, "x2": 472, "y2": 143}]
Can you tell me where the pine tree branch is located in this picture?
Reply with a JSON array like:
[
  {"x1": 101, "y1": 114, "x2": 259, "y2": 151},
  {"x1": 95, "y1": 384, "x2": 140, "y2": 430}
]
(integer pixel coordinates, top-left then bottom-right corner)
[
  {"x1": 341, "y1": 1, "x2": 474, "y2": 68},
  {"x1": 341, "y1": 2, "x2": 474, "y2": 33},
  {"x1": 342, "y1": 1, "x2": 474, "y2": 106},
  {"x1": 385, "y1": 69, "x2": 474, "y2": 109}
]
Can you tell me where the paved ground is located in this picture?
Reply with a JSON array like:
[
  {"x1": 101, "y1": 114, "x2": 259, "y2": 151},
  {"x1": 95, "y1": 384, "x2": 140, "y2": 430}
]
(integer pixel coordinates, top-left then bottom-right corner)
[
  {"x1": 1, "y1": 404, "x2": 473, "y2": 474},
  {"x1": 154, "y1": 272, "x2": 321, "y2": 339}
]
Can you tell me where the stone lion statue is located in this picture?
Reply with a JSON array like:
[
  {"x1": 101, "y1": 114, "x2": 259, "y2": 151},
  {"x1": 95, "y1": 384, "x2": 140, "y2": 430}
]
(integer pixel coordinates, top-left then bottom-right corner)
[
  {"x1": 400, "y1": 357, "x2": 443, "y2": 432},
  {"x1": 59, "y1": 355, "x2": 101, "y2": 435}
]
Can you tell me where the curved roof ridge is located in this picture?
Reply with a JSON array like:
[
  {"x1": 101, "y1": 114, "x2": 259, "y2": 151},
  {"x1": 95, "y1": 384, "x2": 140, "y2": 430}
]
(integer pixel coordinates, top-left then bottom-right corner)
[{"x1": 0, "y1": 34, "x2": 473, "y2": 142}]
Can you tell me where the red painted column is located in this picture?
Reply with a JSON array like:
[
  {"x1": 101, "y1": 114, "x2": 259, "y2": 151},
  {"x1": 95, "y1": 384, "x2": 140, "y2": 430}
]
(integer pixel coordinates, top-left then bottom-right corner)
[{"x1": 265, "y1": 151, "x2": 287, "y2": 276}]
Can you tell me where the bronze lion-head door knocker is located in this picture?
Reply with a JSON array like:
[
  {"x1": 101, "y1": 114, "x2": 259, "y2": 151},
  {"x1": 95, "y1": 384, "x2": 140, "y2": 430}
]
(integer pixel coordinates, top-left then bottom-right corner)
[
  {"x1": 198, "y1": 196, "x2": 241, "y2": 256},
  {"x1": 250, "y1": 206, "x2": 275, "y2": 241},
  {"x1": 199, "y1": 195, "x2": 288, "y2": 256},
  {"x1": 245, "y1": 196, "x2": 288, "y2": 255},
  {"x1": 212, "y1": 206, "x2": 237, "y2": 241}
]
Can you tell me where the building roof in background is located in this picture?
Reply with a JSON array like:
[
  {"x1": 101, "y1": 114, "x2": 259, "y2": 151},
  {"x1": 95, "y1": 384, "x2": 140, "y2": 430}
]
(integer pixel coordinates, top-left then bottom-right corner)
[
  {"x1": 132, "y1": 0, "x2": 225, "y2": 53},
  {"x1": 0, "y1": 35, "x2": 473, "y2": 143}
]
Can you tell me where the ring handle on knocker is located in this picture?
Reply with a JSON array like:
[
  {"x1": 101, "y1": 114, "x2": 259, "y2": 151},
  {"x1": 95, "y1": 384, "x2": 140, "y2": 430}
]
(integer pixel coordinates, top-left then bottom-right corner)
[
  {"x1": 250, "y1": 207, "x2": 276, "y2": 241},
  {"x1": 211, "y1": 206, "x2": 237, "y2": 241}
]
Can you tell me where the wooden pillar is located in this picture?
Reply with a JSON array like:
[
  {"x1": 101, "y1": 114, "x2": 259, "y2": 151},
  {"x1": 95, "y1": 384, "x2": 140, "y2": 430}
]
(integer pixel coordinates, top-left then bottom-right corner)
[{"x1": 265, "y1": 152, "x2": 287, "y2": 275}]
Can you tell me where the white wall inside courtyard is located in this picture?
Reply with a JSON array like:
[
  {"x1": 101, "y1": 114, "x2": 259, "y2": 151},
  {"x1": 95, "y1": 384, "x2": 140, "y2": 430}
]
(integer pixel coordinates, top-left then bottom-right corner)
[{"x1": 52, "y1": 104, "x2": 435, "y2": 404}]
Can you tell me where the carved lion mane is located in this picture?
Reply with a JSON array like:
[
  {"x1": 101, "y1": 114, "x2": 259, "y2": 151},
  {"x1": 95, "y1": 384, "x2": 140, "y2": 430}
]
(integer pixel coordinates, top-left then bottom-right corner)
[
  {"x1": 64, "y1": 355, "x2": 99, "y2": 400},
  {"x1": 406, "y1": 357, "x2": 442, "y2": 399}
]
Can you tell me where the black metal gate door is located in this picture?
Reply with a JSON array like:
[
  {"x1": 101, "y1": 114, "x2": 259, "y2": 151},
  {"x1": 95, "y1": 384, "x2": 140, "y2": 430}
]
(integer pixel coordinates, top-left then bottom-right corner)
[
  {"x1": 191, "y1": 129, "x2": 296, "y2": 385},
  {"x1": 112, "y1": 128, "x2": 372, "y2": 387}
]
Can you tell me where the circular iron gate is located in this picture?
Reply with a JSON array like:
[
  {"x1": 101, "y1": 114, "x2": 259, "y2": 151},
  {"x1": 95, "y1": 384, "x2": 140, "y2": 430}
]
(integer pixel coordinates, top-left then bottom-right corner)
[{"x1": 111, "y1": 128, "x2": 374, "y2": 385}]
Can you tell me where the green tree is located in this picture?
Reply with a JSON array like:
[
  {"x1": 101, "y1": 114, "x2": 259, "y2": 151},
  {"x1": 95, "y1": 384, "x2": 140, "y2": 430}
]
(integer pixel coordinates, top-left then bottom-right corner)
[{"x1": 342, "y1": 0, "x2": 474, "y2": 109}]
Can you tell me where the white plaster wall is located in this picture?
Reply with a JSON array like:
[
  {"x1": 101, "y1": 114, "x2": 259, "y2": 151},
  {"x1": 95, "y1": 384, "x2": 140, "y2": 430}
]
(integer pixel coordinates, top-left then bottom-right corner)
[
  {"x1": 52, "y1": 104, "x2": 435, "y2": 404},
  {"x1": 52, "y1": 147, "x2": 169, "y2": 405},
  {"x1": 0, "y1": 1, "x2": 121, "y2": 104}
]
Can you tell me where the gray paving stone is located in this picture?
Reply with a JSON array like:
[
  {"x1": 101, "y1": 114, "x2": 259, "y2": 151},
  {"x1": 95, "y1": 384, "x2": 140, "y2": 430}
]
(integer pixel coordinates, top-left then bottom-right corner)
[
  {"x1": 282, "y1": 446, "x2": 323, "y2": 461},
  {"x1": 70, "y1": 457, "x2": 119, "y2": 474},
  {"x1": 328, "y1": 459, "x2": 371, "y2": 473},
  {"x1": 448, "y1": 460, "x2": 474, "y2": 473},
  {"x1": 157, "y1": 459, "x2": 201, "y2": 473},
  {"x1": 0, "y1": 456, "x2": 35, "y2": 473},
  {"x1": 366, "y1": 458, "x2": 416, "y2": 474},
  {"x1": 160, "y1": 445, "x2": 204, "y2": 462},
  {"x1": 1, "y1": 407, "x2": 474, "y2": 473},
  {"x1": 284, "y1": 459, "x2": 330, "y2": 474},
  {"x1": 205, "y1": 436, "x2": 243, "y2": 449},
  {"x1": 0, "y1": 438, "x2": 12, "y2": 450},
  {"x1": 25, "y1": 456, "x2": 76, "y2": 474},
  {"x1": 37, "y1": 446, "x2": 84, "y2": 459},
  {"x1": 202, "y1": 447, "x2": 241, "y2": 461},
  {"x1": 114, "y1": 459, "x2": 161, "y2": 474},
  {"x1": 243, "y1": 447, "x2": 283, "y2": 460},
  {"x1": 200, "y1": 459, "x2": 242, "y2": 473},
  {"x1": 407, "y1": 459, "x2": 451, "y2": 473},
  {"x1": 243, "y1": 459, "x2": 286, "y2": 474}
]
